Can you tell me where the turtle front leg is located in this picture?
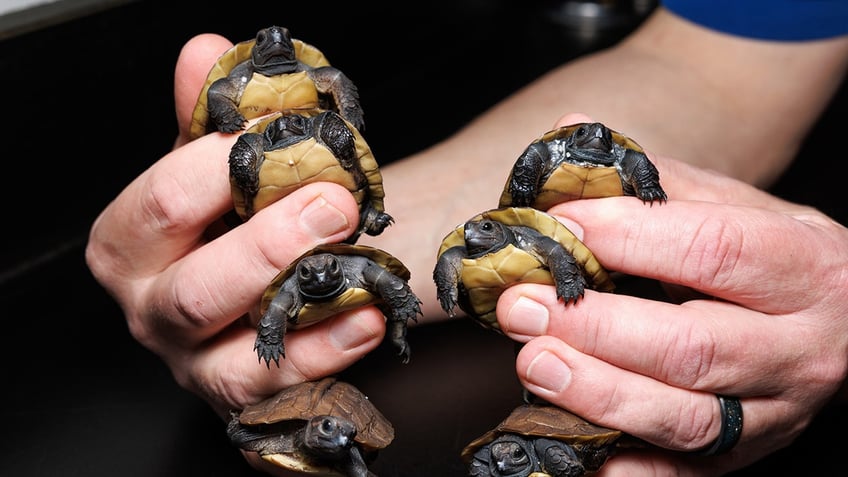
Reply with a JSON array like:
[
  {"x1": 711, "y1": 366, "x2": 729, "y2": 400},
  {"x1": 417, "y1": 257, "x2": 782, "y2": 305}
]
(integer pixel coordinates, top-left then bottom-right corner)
[
  {"x1": 433, "y1": 246, "x2": 467, "y2": 317},
  {"x1": 207, "y1": 64, "x2": 252, "y2": 134},
  {"x1": 618, "y1": 149, "x2": 667, "y2": 205},
  {"x1": 255, "y1": 289, "x2": 301, "y2": 368},
  {"x1": 364, "y1": 263, "x2": 422, "y2": 364},
  {"x1": 537, "y1": 236, "x2": 587, "y2": 305},
  {"x1": 533, "y1": 438, "x2": 585, "y2": 477},
  {"x1": 229, "y1": 133, "x2": 266, "y2": 219},
  {"x1": 506, "y1": 141, "x2": 550, "y2": 207},
  {"x1": 309, "y1": 66, "x2": 365, "y2": 132},
  {"x1": 342, "y1": 445, "x2": 372, "y2": 477}
]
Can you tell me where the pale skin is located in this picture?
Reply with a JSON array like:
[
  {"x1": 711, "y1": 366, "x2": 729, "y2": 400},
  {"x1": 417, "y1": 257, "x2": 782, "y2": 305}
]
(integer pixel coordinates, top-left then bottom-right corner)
[{"x1": 86, "y1": 6, "x2": 848, "y2": 476}]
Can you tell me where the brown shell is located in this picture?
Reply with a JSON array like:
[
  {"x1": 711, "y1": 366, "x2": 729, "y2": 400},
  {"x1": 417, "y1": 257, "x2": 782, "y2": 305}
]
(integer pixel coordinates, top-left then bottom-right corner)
[
  {"x1": 231, "y1": 111, "x2": 385, "y2": 221},
  {"x1": 461, "y1": 404, "x2": 622, "y2": 464},
  {"x1": 498, "y1": 123, "x2": 646, "y2": 210},
  {"x1": 239, "y1": 377, "x2": 395, "y2": 451},
  {"x1": 188, "y1": 38, "x2": 331, "y2": 140},
  {"x1": 260, "y1": 244, "x2": 410, "y2": 327},
  {"x1": 437, "y1": 207, "x2": 614, "y2": 330}
]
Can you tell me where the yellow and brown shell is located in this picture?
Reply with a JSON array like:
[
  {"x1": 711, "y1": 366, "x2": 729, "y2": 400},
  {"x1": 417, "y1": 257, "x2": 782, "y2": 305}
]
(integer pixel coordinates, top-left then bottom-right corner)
[
  {"x1": 238, "y1": 377, "x2": 394, "y2": 471},
  {"x1": 436, "y1": 207, "x2": 613, "y2": 331},
  {"x1": 189, "y1": 37, "x2": 331, "y2": 140},
  {"x1": 230, "y1": 110, "x2": 385, "y2": 222}
]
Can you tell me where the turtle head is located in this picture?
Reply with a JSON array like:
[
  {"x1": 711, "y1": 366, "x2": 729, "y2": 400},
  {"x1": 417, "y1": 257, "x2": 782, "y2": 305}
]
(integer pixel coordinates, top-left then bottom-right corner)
[
  {"x1": 302, "y1": 415, "x2": 358, "y2": 460},
  {"x1": 297, "y1": 254, "x2": 347, "y2": 300},
  {"x1": 569, "y1": 122, "x2": 613, "y2": 153},
  {"x1": 482, "y1": 434, "x2": 537, "y2": 477},
  {"x1": 252, "y1": 25, "x2": 298, "y2": 75},
  {"x1": 464, "y1": 219, "x2": 514, "y2": 259}
]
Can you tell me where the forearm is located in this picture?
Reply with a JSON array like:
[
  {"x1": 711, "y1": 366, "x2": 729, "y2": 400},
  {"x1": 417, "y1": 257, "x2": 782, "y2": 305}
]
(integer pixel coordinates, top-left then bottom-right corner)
[{"x1": 361, "y1": 6, "x2": 848, "y2": 321}]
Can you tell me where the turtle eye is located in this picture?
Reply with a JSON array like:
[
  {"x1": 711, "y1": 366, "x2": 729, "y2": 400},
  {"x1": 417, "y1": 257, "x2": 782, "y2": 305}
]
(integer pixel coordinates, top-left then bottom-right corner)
[
  {"x1": 481, "y1": 221, "x2": 494, "y2": 232},
  {"x1": 256, "y1": 31, "x2": 267, "y2": 45},
  {"x1": 575, "y1": 126, "x2": 587, "y2": 138},
  {"x1": 298, "y1": 264, "x2": 313, "y2": 280},
  {"x1": 321, "y1": 417, "x2": 337, "y2": 434}
]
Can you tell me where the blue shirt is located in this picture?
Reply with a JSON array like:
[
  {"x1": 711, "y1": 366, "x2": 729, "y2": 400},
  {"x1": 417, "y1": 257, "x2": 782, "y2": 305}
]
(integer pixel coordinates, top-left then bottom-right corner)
[{"x1": 663, "y1": 0, "x2": 848, "y2": 41}]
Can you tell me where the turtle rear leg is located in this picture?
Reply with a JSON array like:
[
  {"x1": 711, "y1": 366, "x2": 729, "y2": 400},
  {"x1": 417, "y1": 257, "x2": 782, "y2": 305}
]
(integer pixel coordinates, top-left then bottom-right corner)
[{"x1": 365, "y1": 263, "x2": 422, "y2": 364}]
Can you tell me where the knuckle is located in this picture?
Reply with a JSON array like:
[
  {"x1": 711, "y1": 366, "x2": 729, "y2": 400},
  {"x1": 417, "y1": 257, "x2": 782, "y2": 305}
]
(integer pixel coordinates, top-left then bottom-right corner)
[
  {"x1": 143, "y1": 169, "x2": 202, "y2": 235},
  {"x1": 657, "y1": 319, "x2": 718, "y2": 389},
  {"x1": 677, "y1": 215, "x2": 745, "y2": 291}
]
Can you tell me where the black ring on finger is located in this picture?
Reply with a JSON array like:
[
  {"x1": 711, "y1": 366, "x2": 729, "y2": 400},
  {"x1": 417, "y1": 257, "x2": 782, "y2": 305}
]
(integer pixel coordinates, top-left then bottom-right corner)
[{"x1": 696, "y1": 395, "x2": 743, "y2": 456}]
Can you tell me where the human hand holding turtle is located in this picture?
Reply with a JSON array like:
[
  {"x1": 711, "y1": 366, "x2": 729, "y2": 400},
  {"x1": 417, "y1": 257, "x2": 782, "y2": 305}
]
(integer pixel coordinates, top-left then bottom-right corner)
[
  {"x1": 85, "y1": 32, "x2": 390, "y2": 456},
  {"x1": 495, "y1": 113, "x2": 848, "y2": 476}
]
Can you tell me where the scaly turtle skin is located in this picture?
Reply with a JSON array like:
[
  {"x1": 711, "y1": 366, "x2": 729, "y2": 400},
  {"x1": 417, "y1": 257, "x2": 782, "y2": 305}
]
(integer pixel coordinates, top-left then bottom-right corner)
[
  {"x1": 433, "y1": 207, "x2": 614, "y2": 332},
  {"x1": 189, "y1": 25, "x2": 363, "y2": 140},
  {"x1": 461, "y1": 404, "x2": 623, "y2": 477},
  {"x1": 227, "y1": 377, "x2": 394, "y2": 477},
  {"x1": 229, "y1": 109, "x2": 392, "y2": 243},
  {"x1": 257, "y1": 243, "x2": 421, "y2": 367},
  {"x1": 499, "y1": 122, "x2": 667, "y2": 210}
]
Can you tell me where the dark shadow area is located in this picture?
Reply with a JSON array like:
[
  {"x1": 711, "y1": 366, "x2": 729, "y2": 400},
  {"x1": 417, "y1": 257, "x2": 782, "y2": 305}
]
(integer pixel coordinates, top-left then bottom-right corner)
[{"x1": 1, "y1": 1, "x2": 845, "y2": 476}]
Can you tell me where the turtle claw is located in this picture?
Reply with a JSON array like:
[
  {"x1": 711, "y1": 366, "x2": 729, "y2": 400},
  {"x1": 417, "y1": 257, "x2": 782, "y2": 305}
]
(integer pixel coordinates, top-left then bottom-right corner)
[
  {"x1": 255, "y1": 342, "x2": 284, "y2": 369},
  {"x1": 213, "y1": 110, "x2": 247, "y2": 134},
  {"x1": 638, "y1": 187, "x2": 668, "y2": 205}
]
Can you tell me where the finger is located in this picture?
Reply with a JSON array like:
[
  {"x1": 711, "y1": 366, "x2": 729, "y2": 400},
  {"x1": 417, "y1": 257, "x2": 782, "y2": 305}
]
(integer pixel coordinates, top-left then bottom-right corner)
[
  {"x1": 548, "y1": 197, "x2": 839, "y2": 313},
  {"x1": 142, "y1": 182, "x2": 361, "y2": 349},
  {"x1": 86, "y1": 133, "x2": 235, "y2": 293},
  {"x1": 180, "y1": 307, "x2": 387, "y2": 416},
  {"x1": 553, "y1": 112, "x2": 594, "y2": 128},
  {"x1": 514, "y1": 335, "x2": 790, "y2": 456},
  {"x1": 174, "y1": 33, "x2": 233, "y2": 145},
  {"x1": 644, "y1": 153, "x2": 813, "y2": 215},
  {"x1": 597, "y1": 449, "x2": 724, "y2": 477},
  {"x1": 498, "y1": 284, "x2": 834, "y2": 400}
]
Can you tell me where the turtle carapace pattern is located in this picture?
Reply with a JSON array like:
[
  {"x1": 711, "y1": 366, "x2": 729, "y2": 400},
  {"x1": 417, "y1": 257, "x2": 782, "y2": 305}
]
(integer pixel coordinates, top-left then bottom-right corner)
[{"x1": 228, "y1": 377, "x2": 394, "y2": 477}]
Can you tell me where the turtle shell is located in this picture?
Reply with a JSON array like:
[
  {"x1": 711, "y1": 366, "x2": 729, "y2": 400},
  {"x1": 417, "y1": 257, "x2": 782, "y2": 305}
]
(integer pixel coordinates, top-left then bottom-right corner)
[
  {"x1": 260, "y1": 243, "x2": 410, "y2": 328},
  {"x1": 238, "y1": 377, "x2": 394, "y2": 471},
  {"x1": 188, "y1": 35, "x2": 331, "y2": 140},
  {"x1": 436, "y1": 207, "x2": 614, "y2": 330},
  {"x1": 230, "y1": 110, "x2": 386, "y2": 224},
  {"x1": 461, "y1": 404, "x2": 622, "y2": 465},
  {"x1": 498, "y1": 123, "x2": 652, "y2": 210}
]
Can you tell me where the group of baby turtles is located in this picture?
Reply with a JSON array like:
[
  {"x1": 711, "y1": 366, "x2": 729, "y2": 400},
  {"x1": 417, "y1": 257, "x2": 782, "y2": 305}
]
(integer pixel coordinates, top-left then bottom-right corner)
[{"x1": 189, "y1": 24, "x2": 666, "y2": 477}]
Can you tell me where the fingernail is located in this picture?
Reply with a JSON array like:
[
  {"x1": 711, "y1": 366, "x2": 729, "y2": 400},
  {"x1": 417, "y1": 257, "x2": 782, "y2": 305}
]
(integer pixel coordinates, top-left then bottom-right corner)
[
  {"x1": 505, "y1": 296, "x2": 549, "y2": 339},
  {"x1": 329, "y1": 313, "x2": 380, "y2": 350},
  {"x1": 299, "y1": 195, "x2": 350, "y2": 239},
  {"x1": 526, "y1": 350, "x2": 571, "y2": 393}
]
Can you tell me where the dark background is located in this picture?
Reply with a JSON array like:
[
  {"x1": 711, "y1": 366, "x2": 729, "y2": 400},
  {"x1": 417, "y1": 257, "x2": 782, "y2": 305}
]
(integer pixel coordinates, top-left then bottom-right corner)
[{"x1": 1, "y1": 1, "x2": 846, "y2": 476}]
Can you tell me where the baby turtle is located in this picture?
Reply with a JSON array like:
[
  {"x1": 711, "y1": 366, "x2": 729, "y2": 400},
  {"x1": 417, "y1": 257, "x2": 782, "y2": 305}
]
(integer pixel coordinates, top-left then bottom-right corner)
[
  {"x1": 499, "y1": 122, "x2": 667, "y2": 210},
  {"x1": 256, "y1": 243, "x2": 421, "y2": 367},
  {"x1": 227, "y1": 377, "x2": 393, "y2": 477},
  {"x1": 461, "y1": 403, "x2": 623, "y2": 477},
  {"x1": 229, "y1": 109, "x2": 392, "y2": 243},
  {"x1": 433, "y1": 207, "x2": 613, "y2": 332},
  {"x1": 189, "y1": 25, "x2": 363, "y2": 140}
]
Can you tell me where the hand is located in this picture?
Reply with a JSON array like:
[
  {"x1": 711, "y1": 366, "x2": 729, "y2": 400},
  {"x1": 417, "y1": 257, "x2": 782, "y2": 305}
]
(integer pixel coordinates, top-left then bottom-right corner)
[
  {"x1": 85, "y1": 33, "x2": 387, "y2": 432},
  {"x1": 496, "y1": 113, "x2": 848, "y2": 475}
]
